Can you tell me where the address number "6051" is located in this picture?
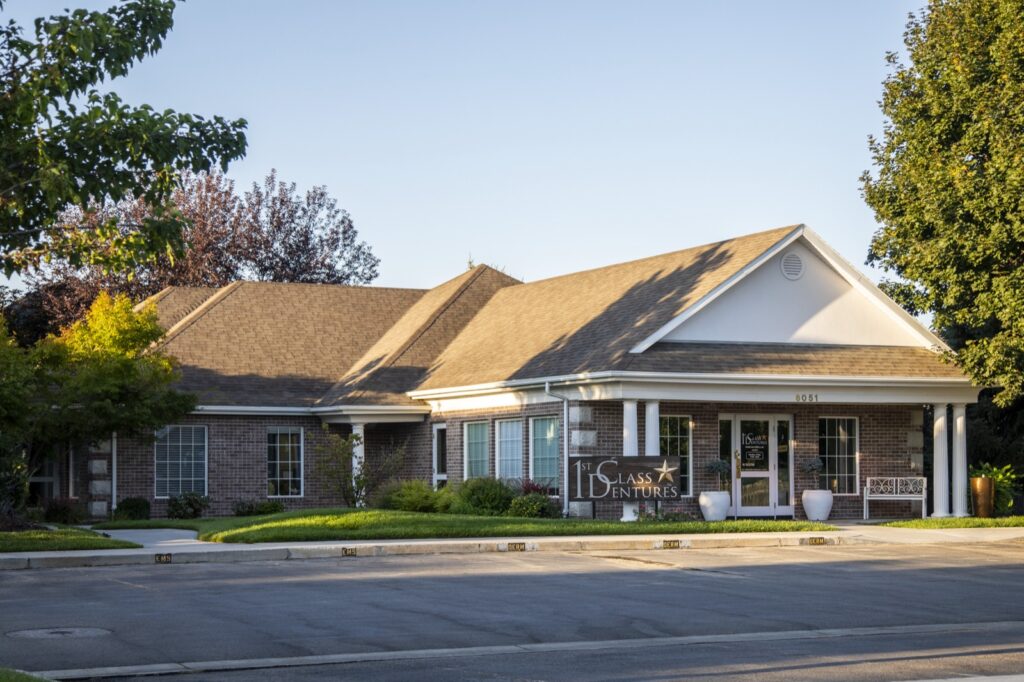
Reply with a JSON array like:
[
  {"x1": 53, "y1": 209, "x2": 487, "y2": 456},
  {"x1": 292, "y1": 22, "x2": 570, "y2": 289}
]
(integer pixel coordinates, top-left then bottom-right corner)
[{"x1": 796, "y1": 393, "x2": 819, "y2": 403}]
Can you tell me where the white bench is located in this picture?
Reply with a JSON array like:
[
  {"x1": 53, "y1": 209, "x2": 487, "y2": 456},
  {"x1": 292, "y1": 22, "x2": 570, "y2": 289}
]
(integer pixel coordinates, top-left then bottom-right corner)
[{"x1": 863, "y1": 477, "x2": 928, "y2": 520}]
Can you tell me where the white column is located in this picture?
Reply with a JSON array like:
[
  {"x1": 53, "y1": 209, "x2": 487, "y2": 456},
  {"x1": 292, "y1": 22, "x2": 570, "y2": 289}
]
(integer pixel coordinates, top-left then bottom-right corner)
[
  {"x1": 352, "y1": 423, "x2": 366, "y2": 508},
  {"x1": 931, "y1": 404, "x2": 950, "y2": 518},
  {"x1": 622, "y1": 400, "x2": 639, "y2": 521},
  {"x1": 644, "y1": 401, "x2": 660, "y2": 456},
  {"x1": 952, "y1": 403, "x2": 968, "y2": 517}
]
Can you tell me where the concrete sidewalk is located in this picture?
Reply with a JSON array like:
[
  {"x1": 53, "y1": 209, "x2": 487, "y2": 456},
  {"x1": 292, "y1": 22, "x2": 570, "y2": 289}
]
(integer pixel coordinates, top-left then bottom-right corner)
[{"x1": 2, "y1": 521, "x2": 1023, "y2": 571}]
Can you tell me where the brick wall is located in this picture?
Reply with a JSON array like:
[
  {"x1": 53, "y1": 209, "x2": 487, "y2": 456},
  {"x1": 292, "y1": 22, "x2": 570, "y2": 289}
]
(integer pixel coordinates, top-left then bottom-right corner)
[
  {"x1": 116, "y1": 415, "x2": 354, "y2": 517},
  {"x1": 577, "y1": 400, "x2": 924, "y2": 520},
  {"x1": 91, "y1": 400, "x2": 923, "y2": 520},
  {"x1": 431, "y1": 402, "x2": 565, "y2": 488}
]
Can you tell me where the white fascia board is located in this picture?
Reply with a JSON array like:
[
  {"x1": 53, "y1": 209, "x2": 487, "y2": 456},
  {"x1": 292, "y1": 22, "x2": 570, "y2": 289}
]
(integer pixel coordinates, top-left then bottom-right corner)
[
  {"x1": 194, "y1": 404, "x2": 431, "y2": 419},
  {"x1": 799, "y1": 227, "x2": 949, "y2": 350},
  {"x1": 629, "y1": 225, "x2": 806, "y2": 354},
  {"x1": 407, "y1": 368, "x2": 975, "y2": 402},
  {"x1": 194, "y1": 405, "x2": 314, "y2": 416}
]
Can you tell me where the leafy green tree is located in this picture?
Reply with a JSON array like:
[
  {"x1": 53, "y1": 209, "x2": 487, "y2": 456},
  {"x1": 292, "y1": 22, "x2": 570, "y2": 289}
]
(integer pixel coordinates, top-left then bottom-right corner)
[
  {"x1": 862, "y1": 0, "x2": 1024, "y2": 406},
  {"x1": 0, "y1": 0, "x2": 247, "y2": 274},
  {"x1": 0, "y1": 292, "x2": 195, "y2": 524}
]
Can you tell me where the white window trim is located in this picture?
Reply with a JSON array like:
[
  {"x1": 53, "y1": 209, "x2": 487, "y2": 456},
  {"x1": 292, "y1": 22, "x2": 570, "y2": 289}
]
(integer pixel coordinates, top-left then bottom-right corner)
[
  {"x1": 268, "y1": 426, "x2": 304, "y2": 498},
  {"x1": 495, "y1": 419, "x2": 524, "y2": 481},
  {"x1": 818, "y1": 415, "x2": 861, "y2": 496},
  {"x1": 432, "y1": 422, "x2": 448, "y2": 489},
  {"x1": 463, "y1": 421, "x2": 489, "y2": 480},
  {"x1": 659, "y1": 414, "x2": 694, "y2": 497},
  {"x1": 154, "y1": 425, "x2": 209, "y2": 499},
  {"x1": 528, "y1": 416, "x2": 560, "y2": 491}
]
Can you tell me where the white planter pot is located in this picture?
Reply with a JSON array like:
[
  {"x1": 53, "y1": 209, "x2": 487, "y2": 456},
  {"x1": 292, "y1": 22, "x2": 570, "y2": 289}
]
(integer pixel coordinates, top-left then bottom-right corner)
[
  {"x1": 698, "y1": 491, "x2": 731, "y2": 521},
  {"x1": 801, "y1": 489, "x2": 834, "y2": 521}
]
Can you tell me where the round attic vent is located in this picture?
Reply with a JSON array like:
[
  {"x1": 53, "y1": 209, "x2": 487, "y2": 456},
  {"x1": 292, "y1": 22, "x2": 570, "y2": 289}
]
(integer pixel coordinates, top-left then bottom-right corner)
[{"x1": 780, "y1": 252, "x2": 805, "y2": 281}]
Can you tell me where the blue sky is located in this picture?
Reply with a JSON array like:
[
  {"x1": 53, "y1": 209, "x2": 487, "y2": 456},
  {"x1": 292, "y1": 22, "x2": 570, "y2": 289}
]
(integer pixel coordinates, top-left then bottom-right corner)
[{"x1": 4, "y1": 0, "x2": 920, "y2": 289}]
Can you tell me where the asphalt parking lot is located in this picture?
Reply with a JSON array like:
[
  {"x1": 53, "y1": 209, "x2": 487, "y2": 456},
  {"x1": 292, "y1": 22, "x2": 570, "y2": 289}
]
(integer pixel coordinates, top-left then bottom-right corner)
[{"x1": 3, "y1": 542, "x2": 1024, "y2": 680}]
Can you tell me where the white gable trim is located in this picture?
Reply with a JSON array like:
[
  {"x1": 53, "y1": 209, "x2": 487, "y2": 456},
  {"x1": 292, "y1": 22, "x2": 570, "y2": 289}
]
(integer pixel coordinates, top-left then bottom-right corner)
[
  {"x1": 799, "y1": 227, "x2": 948, "y2": 350},
  {"x1": 629, "y1": 225, "x2": 948, "y2": 354},
  {"x1": 630, "y1": 225, "x2": 805, "y2": 353}
]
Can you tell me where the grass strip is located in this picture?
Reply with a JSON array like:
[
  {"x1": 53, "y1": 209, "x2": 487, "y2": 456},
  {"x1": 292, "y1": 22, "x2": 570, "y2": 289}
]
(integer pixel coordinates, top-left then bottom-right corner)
[
  {"x1": 883, "y1": 516, "x2": 1024, "y2": 529},
  {"x1": 98, "y1": 508, "x2": 833, "y2": 543},
  {"x1": 0, "y1": 527, "x2": 141, "y2": 553}
]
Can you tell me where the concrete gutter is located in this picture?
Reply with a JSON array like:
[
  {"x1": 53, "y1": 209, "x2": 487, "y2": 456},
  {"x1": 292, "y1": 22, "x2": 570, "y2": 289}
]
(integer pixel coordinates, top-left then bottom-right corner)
[
  {"x1": 4, "y1": 523, "x2": 1024, "y2": 571},
  {"x1": 0, "y1": 530, "x2": 891, "y2": 571}
]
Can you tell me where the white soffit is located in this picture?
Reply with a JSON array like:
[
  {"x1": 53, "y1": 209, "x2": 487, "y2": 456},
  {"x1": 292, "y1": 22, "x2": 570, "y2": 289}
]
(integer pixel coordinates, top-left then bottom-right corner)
[{"x1": 633, "y1": 226, "x2": 946, "y2": 351}]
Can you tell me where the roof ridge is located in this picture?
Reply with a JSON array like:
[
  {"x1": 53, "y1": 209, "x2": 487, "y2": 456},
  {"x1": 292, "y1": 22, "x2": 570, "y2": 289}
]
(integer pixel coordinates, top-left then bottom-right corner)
[
  {"x1": 385, "y1": 266, "x2": 491, "y2": 370},
  {"x1": 514, "y1": 224, "x2": 801, "y2": 288},
  {"x1": 133, "y1": 286, "x2": 175, "y2": 313},
  {"x1": 156, "y1": 281, "x2": 244, "y2": 349}
]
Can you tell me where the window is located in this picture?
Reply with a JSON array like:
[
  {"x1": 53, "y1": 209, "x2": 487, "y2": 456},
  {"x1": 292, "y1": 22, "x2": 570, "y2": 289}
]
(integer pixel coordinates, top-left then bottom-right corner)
[
  {"x1": 155, "y1": 425, "x2": 207, "y2": 498},
  {"x1": 496, "y1": 420, "x2": 523, "y2": 480},
  {"x1": 433, "y1": 424, "x2": 448, "y2": 488},
  {"x1": 818, "y1": 417, "x2": 858, "y2": 494},
  {"x1": 464, "y1": 422, "x2": 488, "y2": 478},
  {"x1": 268, "y1": 427, "x2": 303, "y2": 497},
  {"x1": 530, "y1": 417, "x2": 559, "y2": 494},
  {"x1": 659, "y1": 415, "x2": 692, "y2": 495}
]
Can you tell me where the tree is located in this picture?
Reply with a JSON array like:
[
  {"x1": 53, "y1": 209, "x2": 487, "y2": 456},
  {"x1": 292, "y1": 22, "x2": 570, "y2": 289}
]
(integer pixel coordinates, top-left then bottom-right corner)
[
  {"x1": 10, "y1": 170, "x2": 381, "y2": 340},
  {"x1": 861, "y1": 0, "x2": 1024, "y2": 407},
  {"x1": 237, "y1": 170, "x2": 380, "y2": 285},
  {"x1": 0, "y1": 0, "x2": 247, "y2": 274},
  {"x1": 0, "y1": 293, "x2": 195, "y2": 525}
]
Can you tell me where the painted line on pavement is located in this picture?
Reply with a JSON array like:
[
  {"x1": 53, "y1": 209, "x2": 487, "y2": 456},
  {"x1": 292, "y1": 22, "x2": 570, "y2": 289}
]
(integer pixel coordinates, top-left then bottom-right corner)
[{"x1": 34, "y1": 620, "x2": 1024, "y2": 680}]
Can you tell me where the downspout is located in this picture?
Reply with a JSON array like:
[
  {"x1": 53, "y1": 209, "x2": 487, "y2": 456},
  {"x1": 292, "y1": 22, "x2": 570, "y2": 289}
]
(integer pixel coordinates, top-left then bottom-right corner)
[
  {"x1": 544, "y1": 381, "x2": 571, "y2": 517},
  {"x1": 111, "y1": 432, "x2": 118, "y2": 513}
]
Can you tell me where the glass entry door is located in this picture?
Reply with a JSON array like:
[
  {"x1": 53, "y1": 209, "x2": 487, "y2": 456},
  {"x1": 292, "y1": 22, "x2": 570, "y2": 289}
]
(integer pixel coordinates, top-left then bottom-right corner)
[{"x1": 728, "y1": 415, "x2": 793, "y2": 517}]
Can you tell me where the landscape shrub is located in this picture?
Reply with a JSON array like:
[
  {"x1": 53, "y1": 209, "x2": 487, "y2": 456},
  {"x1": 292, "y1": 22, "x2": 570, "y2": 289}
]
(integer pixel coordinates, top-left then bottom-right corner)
[
  {"x1": 232, "y1": 499, "x2": 285, "y2": 516},
  {"x1": 455, "y1": 478, "x2": 516, "y2": 516},
  {"x1": 433, "y1": 482, "x2": 459, "y2": 513},
  {"x1": 970, "y1": 463, "x2": 1020, "y2": 515},
  {"x1": 44, "y1": 497, "x2": 85, "y2": 524},
  {"x1": 167, "y1": 492, "x2": 210, "y2": 519},
  {"x1": 113, "y1": 497, "x2": 151, "y2": 520},
  {"x1": 382, "y1": 480, "x2": 438, "y2": 513},
  {"x1": 507, "y1": 493, "x2": 560, "y2": 518},
  {"x1": 518, "y1": 479, "x2": 548, "y2": 496}
]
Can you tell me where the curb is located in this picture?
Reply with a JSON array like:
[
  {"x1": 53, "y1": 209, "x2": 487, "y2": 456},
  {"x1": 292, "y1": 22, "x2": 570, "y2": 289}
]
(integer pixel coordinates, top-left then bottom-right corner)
[{"x1": 0, "y1": 532, "x2": 875, "y2": 570}]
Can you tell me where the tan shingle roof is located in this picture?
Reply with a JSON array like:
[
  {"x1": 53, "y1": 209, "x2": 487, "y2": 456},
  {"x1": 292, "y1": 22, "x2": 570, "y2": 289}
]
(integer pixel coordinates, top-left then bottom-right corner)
[
  {"x1": 156, "y1": 282, "x2": 424, "y2": 406},
  {"x1": 418, "y1": 225, "x2": 804, "y2": 390},
  {"x1": 620, "y1": 342, "x2": 964, "y2": 378},
  {"x1": 318, "y1": 265, "x2": 520, "y2": 406},
  {"x1": 137, "y1": 286, "x2": 218, "y2": 330}
]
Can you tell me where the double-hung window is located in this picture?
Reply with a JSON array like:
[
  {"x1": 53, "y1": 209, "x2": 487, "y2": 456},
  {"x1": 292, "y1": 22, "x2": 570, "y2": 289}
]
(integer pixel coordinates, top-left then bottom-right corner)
[
  {"x1": 818, "y1": 417, "x2": 858, "y2": 494},
  {"x1": 496, "y1": 420, "x2": 524, "y2": 481},
  {"x1": 530, "y1": 417, "x2": 559, "y2": 494},
  {"x1": 465, "y1": 422, "x2": 489, "y2": 478},
  {"x1": 659, "y1": 415, "x2": 692, "y2": 496},
  {"x1": 155, "y1": 425, "x2": 207, "y2": 498},
  {"x1": 268, "y1": 427, "x2": 303, "y2": 497}
]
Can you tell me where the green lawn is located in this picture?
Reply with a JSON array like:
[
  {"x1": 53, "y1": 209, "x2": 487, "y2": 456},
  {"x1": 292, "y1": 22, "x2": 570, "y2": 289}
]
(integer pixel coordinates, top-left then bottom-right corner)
[
  {"x1": 0, "y1": 669, "x2": 46, "y2": 682},
  {"x1": 883, "y1": 516, "x2": 1024, "y2": 529},
  {"x1": 0, "y1": 527, "x2": 141, "y2": 553},
  {"x1": 95, "y1": 508, "x2": 834, "y2": 543}
]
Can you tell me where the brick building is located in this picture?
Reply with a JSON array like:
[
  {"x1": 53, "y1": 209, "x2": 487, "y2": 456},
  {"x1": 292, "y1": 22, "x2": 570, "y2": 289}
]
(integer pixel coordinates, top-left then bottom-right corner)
[{"x1": 42, "y1": 224, "x2": 979, "y2": 520}]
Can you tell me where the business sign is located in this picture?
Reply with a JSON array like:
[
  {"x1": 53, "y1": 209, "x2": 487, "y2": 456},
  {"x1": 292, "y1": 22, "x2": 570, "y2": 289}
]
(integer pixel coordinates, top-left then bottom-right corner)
[{"x1": 569, "y1": 456, "x2": 683, "y2": 501}]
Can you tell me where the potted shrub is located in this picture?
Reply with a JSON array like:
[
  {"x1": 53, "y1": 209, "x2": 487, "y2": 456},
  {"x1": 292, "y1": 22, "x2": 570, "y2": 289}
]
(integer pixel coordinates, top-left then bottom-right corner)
[
  {"x1": 800, "y1": 457, "x2": 833, "y2": 521},
  {"x1": 699, "y1": 459, "x2": 732, "y2": 521}
]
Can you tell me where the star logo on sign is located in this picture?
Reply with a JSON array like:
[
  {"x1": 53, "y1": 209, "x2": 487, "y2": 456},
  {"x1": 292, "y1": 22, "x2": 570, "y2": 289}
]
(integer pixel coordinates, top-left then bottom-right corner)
[{"x1": 655, "y1": 459, "x2": 678, "y2": 483}]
